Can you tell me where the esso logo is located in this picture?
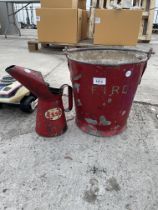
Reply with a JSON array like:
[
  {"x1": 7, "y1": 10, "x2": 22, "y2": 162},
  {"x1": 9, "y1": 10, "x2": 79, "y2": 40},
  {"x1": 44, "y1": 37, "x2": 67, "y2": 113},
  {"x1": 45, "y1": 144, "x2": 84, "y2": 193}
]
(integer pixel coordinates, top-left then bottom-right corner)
[{"x1": 45, "y1": 108, "x2": 62, "y2": 121}]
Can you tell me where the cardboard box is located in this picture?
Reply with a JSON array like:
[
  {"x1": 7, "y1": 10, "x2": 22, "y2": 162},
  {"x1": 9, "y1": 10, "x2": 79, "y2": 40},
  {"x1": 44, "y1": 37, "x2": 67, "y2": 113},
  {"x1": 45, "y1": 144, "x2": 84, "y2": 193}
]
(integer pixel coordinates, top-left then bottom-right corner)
[
  {"x1": 94, "y1": 9, "x2": 142, "y2": 46},
  {"x1": 36, "y1": 9, "x2": 82, "y2": 44},
  {"x1": 40, "y1": 0, "x2": 86, "y2": 9},
  {"x1": 81, "y1": 10, "x2": 88, "y2": 40}
]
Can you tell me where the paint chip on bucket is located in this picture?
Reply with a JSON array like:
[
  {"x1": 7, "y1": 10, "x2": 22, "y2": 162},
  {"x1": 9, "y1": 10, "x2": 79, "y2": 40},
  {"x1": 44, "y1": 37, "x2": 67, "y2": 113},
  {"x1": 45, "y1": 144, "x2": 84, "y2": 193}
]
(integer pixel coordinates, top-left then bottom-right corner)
[
  {"x1": 99, "y1": 116, "x2": 111, "y2": 126},
  {"x1": 85, "y1": 118, "x2": 97, "y2": 125},
  {"x1": 125, "y1": 71, "x2": 132, "y2": 77},
  {"x1": 108, "y1": 98, "x2": 112, "y2": 104},
  {"x1": 121, "y1": 110, "x2": 126, "y2": 116}
]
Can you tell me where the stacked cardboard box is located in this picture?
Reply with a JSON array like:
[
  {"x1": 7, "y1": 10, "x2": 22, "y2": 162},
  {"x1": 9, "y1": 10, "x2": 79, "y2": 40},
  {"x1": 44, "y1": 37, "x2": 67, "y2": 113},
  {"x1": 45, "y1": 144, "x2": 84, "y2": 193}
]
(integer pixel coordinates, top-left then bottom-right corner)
[
  {"x1": 40, "y1": 0, "x2": 86, "y2": 9},
  {"x1": 36, "y1": 0, "x2": 88, "y2": 44},
  {"x1": 94, "y1": 9, "x2": 143, "y2": 46}
]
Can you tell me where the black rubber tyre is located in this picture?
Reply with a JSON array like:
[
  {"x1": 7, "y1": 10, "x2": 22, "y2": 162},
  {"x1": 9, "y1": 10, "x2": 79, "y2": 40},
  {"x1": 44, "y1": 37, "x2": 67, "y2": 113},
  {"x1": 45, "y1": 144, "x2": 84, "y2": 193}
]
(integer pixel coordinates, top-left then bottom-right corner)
[{"x1": 20, "y1": 96, "x2": 37, "y2": 113}]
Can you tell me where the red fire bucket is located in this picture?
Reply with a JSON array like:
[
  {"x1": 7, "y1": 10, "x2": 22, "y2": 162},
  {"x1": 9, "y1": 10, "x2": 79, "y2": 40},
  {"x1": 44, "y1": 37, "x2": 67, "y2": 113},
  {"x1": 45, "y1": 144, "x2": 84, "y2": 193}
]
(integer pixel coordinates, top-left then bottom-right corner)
[{"x1": 66, "y1": 48, "x2": 151, "y2": 137}]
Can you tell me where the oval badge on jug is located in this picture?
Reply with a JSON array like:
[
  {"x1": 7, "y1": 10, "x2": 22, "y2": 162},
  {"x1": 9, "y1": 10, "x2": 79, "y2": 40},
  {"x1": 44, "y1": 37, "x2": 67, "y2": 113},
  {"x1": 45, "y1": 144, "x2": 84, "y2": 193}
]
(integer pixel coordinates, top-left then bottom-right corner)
[{"x1": 45, "y1": 108, "x2": 62, "y2": 121}]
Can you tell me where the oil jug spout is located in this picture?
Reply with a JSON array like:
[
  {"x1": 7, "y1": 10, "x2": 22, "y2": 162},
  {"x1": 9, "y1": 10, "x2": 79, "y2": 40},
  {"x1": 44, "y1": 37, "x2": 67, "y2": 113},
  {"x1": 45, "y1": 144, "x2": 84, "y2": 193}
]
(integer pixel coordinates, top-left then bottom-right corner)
[{"x1": 6, "y1": 65, "x2": 51, "y2": 99}]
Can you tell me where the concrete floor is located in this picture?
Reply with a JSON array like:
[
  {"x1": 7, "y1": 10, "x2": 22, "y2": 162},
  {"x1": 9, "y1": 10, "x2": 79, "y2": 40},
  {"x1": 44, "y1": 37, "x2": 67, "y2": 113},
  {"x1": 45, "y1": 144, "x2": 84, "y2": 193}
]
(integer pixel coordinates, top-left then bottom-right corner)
[{"x1": 0, "y1": 30, "x2": 158, "y2": 210}]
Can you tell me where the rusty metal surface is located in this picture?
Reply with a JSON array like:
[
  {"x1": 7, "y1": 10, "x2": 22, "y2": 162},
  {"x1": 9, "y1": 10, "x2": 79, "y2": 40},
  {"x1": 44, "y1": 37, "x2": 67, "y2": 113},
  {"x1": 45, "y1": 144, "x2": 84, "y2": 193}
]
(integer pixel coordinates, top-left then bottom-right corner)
[
  {"x1": 67, "y1": 49, "x2": 149, "y2": 137},
  {"x1": 6, "y1": 66, "x2": 73, "y2": 137},
  {"x1": 66, "y1": 48, "x2": 148, "y2": 66}
]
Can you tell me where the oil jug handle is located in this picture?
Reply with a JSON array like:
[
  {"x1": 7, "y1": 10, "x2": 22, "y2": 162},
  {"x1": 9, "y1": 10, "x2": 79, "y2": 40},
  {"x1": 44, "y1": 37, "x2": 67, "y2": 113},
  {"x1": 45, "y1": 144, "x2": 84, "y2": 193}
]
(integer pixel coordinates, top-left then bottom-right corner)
[{"x1": 61, "y1": 84, "x2": 73, "y2": 112}]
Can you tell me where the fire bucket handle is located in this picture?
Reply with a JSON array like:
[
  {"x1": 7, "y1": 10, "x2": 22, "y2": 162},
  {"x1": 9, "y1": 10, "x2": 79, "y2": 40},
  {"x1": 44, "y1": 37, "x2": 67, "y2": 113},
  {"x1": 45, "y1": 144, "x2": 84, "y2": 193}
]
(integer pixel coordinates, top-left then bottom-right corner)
[
  {"x1": 61, "y1": 84, "x2": 73, "y2": 112},
  {"x1": 147, "y1": 48, "x2": 154, "y2": 60},
  {"x1": 138, "y1": 48, "x2": 154, "y2": 85},
  {"x1": 140, "y1": 48, "x2": 154, "y2": 79},
  {"x1": 63, "y1": 47, "x2": 69, "y2": 59}
]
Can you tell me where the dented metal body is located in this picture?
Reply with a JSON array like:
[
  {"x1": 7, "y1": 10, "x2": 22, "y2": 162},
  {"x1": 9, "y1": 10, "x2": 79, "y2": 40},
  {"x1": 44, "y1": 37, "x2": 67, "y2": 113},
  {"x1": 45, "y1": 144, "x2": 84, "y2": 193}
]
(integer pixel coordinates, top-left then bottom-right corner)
[
  {"x1": 6, "y1": 66, "x2": 73, "y2": 137},
  {"x1": 67, "y1": 48, "x2": 150, "y2": 137}
]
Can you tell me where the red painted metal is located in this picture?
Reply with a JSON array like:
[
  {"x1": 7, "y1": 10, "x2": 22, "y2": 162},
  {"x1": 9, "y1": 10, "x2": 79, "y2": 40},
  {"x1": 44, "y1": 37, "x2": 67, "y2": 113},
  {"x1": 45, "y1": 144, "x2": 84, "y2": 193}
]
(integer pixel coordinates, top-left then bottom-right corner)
[
  {"x1": 66, "y1": 48, "x2": 151, "y2": 137},
  {"x1": 6, "y1": 66, "x2": 73, "y2": 137}
]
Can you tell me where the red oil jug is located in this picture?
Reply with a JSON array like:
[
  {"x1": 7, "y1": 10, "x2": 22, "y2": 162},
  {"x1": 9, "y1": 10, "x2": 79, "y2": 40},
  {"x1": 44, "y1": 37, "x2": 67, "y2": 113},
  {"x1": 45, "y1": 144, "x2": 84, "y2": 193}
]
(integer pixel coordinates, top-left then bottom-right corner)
[{"x1": 6, "y1": 65, "x2": 73, "y2": 137}]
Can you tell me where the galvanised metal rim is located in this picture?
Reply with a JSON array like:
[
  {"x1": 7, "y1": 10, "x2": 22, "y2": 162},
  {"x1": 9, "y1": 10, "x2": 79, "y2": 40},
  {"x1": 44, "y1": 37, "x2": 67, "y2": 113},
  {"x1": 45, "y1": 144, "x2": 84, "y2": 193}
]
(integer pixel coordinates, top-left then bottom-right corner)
[{"x1": 64, "y1": 47, "x2": 151, "y2": 66}]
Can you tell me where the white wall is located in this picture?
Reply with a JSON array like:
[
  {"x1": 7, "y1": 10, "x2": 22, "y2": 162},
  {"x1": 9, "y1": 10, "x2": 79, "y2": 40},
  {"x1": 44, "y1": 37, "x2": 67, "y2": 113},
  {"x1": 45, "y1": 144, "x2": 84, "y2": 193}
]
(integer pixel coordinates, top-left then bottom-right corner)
[
  {"x1": 0, "y1": 2, "x2": 19, "y2": 35},
  {"x1": 155, "y1": 0, "x2": 158, "y2": 23},
  {"x1": 15, "y1": 0, "x2": 158, "y2": 25},
  {"x1": 15, "y1": 3, "x2": 40, "y2": 25}
]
